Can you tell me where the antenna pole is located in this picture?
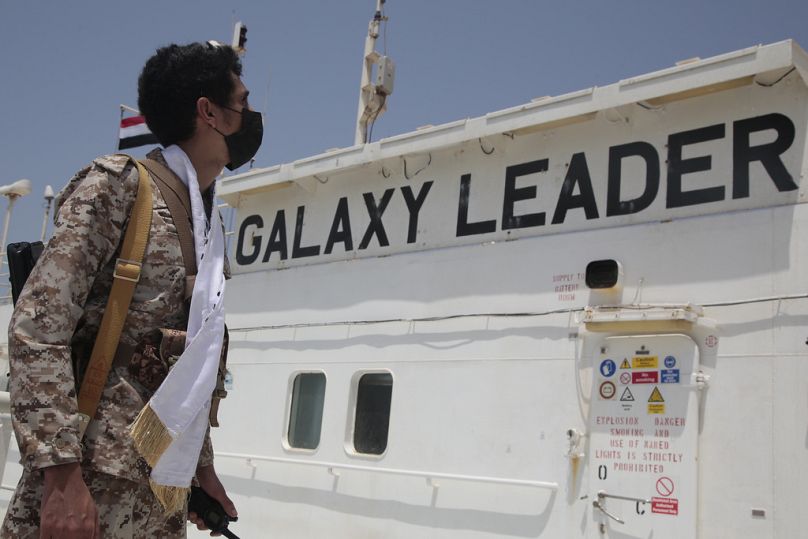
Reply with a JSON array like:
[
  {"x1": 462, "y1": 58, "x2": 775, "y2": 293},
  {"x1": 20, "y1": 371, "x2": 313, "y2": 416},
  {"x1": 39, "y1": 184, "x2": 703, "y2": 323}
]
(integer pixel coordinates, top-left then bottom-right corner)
[
  {"x1": 40, "y1": 186, "x2": 54, "y2": 243},
  {"x1": 0, "y1": 194, "x2": 20, "y2": 270},
  {"x1": 354, "y1": 0, "x2": 385, "y2": 146}
]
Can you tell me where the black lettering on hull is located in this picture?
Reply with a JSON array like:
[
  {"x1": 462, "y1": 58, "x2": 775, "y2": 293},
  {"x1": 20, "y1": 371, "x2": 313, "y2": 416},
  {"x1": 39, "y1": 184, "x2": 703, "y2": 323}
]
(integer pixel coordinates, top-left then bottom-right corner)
[
  {"x1": 733, "y1": 113, "x2": 797, "y2": 198},
  {"x1": 552, "y1": 152, "x2": 599, "y2": 224},
  {"x1": 502, "y1": 159, "x2": 547, "y2": 229},
  {"x1": 292, "y1": 206, "x2": 320, "y2": 259},
  {"x1": 457, "y1": 173, "x2": 497, "y2": 237},
  {"x1": 235, "y1": 112, "x2": 800, "y2": 268},
  {"x1": 324, "y1": 197, "x2": 353, "y2": 254},
  {"x1": 667, "y1": 124, "x2": 726, "y2": 208},
  {"x1": 607, "y1": 141, "x2": 660, "y2": 217},
  {"x1": 236, "y1": 214, "x2": 263, "y2": 265}
]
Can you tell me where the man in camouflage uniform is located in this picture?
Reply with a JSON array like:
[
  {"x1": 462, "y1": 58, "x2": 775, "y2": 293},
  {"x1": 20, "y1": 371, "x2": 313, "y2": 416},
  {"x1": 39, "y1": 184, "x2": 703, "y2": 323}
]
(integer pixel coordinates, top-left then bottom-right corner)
[{"x1": 2, "y1": 41, "x2": 260, "y2": 538}]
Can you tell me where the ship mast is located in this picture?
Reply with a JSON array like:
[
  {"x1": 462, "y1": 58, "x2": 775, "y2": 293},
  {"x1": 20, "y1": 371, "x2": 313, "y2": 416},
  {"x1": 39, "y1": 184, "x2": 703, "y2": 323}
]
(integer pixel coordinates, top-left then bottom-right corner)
[{"x1": 354, "y1": 0, "x2": 395, "y2": 145}]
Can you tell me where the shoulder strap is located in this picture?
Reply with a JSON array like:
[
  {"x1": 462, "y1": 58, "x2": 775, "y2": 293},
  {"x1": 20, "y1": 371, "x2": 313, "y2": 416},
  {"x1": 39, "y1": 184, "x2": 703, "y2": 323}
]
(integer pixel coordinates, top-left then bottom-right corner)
[
  {"x1": 77, "y1": 158, "x2": 153, "y2": 439},
  {"x1": 140, "y1": 158, "x2": 197, "y2": 281}
]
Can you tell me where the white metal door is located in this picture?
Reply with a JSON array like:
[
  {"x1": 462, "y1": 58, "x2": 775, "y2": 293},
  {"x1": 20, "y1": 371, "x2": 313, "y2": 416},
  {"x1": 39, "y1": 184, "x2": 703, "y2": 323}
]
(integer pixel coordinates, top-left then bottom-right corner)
[{"x1": 587, "y1": 334, "x2": 699, "y2": 538}]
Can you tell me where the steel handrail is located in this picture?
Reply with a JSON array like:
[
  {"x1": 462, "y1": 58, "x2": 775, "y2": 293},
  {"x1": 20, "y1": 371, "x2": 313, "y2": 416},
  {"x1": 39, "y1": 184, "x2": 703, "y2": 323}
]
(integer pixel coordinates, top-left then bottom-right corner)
[{"x1": 214, "y1": 450, "x2": 558, "y2": 490}]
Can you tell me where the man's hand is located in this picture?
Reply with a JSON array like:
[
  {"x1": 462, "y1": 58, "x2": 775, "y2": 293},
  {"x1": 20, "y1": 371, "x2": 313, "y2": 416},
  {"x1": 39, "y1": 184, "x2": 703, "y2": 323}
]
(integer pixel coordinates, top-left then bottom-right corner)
[
  {"x1": 40, "y1": 462, "x2": 99, "y2": 539},
  {"x1": 188, "y1": 464, "x2": 237, "y2": 536}
]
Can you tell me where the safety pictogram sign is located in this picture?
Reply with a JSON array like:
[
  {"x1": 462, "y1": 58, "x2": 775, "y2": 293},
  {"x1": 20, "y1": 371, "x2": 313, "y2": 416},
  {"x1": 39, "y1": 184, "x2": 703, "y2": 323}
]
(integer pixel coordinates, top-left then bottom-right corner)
[
  {"x1": 619, "y1": 372, "x2": 632, "y2": 384},
  {"x1": 599, "y1": 381, "x2": 616, "y2": 399},
  {"x1": 656, "y1": 476, "x2": 675, "y2": 496},
  {"x1": 620, "y1": 387, "x2": 635, "y2": 401},
  {"x1": 600, "y1": 359, "x2": 616, "y2": 377},
  {"x1": 649, "y1": 386, "x2": 665, "y2": 403},
  {"x1": 620, "y1": 358, "x2": 631, "y2": 369}
]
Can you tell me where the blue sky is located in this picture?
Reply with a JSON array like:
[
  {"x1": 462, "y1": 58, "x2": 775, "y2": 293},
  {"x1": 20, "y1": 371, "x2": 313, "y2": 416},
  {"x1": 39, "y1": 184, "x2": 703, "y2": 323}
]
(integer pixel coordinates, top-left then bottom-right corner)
[{"x1": 1, "y1": 0, "x2": 807, "y2": 246}]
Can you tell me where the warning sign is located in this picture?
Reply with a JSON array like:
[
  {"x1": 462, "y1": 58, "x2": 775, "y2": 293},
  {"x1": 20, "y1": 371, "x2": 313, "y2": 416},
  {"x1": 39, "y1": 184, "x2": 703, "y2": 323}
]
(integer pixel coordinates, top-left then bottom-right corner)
[
  {"x1": 633, "y1": 371, "x2": 659, "y2": 384},
  {"x1": 649, "y1": 387, "x2": 665, "y2": 403},
  {"x1": 652, "y1": 497, "x2": 679, "y2": 515},
  {"x1": 656, "y1": 476, "x2": 675, "y2": 496},
  {"x1": 632, "y1": 356, "x2": 658, "y2": 369},
  {"x1": 648, "y1": 388, "x2": 664, "y2": 413},
  {"x1": 589, "y1": 334, "x2": 698, "y2": 538},
  {"x1": 600, "y1": 381, "x2": 616, "y2": 399}
]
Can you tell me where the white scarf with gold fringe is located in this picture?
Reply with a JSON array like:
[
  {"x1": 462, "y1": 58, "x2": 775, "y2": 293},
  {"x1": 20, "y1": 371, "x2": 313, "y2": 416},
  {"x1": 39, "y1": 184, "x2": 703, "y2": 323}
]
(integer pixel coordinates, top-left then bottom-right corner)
[{"x1": 130, "y1": 145, "x2": 226, "y2": 513}]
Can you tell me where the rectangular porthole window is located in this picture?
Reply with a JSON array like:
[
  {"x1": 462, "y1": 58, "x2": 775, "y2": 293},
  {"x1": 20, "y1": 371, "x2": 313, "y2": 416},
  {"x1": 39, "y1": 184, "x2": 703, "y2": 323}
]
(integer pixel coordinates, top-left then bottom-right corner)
[
  {"x1": 353, "y1": 372, "x2": 393, "y2": 455},
  {"x1": 287, "y1": 372, "x2": 326, "y2": 450}
]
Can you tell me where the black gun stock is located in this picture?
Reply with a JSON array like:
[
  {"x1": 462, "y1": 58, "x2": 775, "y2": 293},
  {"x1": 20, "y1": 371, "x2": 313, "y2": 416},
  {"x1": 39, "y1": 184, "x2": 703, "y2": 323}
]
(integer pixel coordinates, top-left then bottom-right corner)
[{"x1": 7, "y1": 241, "x2": 43, "y2": 306}]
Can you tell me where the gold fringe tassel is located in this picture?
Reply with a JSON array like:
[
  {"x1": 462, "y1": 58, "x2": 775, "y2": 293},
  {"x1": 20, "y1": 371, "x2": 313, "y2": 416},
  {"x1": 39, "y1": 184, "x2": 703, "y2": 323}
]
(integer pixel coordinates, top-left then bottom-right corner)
[
  {"x1": 130, "y1": 404, "x2": 189, "y2": 512},
  {"x1": 129, "y1": 404, "x2": 172, "y2": 468},
  {"x1": 150, "y1": 481, "x2": 190, "y2": 514}
]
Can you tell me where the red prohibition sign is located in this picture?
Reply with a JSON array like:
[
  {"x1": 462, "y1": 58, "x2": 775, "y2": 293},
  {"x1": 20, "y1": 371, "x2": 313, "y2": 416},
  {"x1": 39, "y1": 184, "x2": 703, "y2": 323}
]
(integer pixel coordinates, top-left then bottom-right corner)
[{"x1": 656, "y1": 476, "x2": 675, "y2": 497}]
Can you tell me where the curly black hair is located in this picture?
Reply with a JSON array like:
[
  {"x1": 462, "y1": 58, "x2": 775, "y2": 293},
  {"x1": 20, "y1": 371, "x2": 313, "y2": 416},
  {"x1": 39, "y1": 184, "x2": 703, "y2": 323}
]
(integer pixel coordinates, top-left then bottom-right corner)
[{"x1": 137, "y1": 42, "x2": 243, "y2": 146}]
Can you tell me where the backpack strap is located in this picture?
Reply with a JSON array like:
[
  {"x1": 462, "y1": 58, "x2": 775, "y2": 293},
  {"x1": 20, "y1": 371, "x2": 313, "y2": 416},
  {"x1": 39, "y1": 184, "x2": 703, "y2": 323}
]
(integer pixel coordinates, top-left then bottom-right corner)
[{"x1": 77, "y1": 157, "x2": 153, "y2": 439}]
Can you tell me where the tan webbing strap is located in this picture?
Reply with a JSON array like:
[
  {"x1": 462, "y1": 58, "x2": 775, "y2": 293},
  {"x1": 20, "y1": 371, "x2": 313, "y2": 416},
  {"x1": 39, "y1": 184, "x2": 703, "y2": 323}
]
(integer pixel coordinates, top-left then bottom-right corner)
[
  {"x1": 140, "y1": 159, "x2": 197, "y2": 298},
  {"x1": 76, "y1": 159, "x2": 153, "y2": 439}
]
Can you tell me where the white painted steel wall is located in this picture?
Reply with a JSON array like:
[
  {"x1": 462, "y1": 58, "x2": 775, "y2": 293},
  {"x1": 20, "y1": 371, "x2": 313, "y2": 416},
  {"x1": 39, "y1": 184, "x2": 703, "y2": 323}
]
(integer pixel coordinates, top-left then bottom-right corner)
[
  {"x1": 214, "y1": 206, "x2": 808, "y2": 537},
  {"x1": 211, "y1": 42, "x2": 808, "y2": 538}
]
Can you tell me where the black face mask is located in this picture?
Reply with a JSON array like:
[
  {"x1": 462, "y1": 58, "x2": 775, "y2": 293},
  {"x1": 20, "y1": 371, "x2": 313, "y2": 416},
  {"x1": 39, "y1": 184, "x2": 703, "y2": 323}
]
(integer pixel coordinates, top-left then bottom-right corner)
[{"x1": 215, "y1": 106, "x2": 263, "y2": 170}]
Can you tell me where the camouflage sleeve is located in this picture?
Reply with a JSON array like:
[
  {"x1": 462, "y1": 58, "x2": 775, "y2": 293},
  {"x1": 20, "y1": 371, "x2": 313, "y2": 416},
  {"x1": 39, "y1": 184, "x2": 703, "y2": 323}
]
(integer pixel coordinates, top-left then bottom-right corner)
[
  {"x1": 8, "y1": 155, "x2": 139, "y2": 471},
  {"x1": 197, "y1": 428, "x2": 214, "y2": 468}
]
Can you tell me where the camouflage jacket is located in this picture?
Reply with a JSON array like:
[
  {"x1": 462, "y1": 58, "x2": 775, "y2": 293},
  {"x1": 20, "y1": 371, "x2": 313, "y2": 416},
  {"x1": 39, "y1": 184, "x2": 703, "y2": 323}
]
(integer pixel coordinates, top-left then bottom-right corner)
[{"x1": 8, "y1": 148, "x2": 218, "y2": 483}]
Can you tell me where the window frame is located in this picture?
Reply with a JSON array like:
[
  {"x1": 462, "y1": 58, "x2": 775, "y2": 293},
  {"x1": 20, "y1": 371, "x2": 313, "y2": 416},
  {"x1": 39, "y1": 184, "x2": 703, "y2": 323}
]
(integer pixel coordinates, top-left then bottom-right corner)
[
  {"x1": 344, "y1": 369, "x2": 394, "y2": 459},
  {"x1": 283, "y1": 370, "x2": 328, "y2": 453}
]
